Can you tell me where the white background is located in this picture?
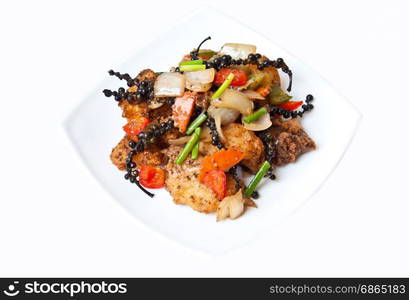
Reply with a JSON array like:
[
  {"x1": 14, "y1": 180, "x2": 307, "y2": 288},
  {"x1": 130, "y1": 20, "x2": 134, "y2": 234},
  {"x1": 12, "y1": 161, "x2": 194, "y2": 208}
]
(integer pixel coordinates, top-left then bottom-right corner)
[{"x1": 0, "y1": 0, "x2": 408, "y2": 277}]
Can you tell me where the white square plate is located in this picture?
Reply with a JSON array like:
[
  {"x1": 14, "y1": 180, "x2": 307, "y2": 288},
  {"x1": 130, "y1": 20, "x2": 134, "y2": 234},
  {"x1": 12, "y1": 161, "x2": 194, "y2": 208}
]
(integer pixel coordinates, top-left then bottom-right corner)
[{"x1": 65, "y1": 7, "x2": 361, "y2": 255}]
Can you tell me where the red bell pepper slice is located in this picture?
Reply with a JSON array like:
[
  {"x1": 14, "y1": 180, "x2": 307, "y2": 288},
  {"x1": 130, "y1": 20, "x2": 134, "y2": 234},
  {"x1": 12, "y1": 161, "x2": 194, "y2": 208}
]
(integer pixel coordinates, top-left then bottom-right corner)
[
  {"x1": 275, "y1": 101, "x2": 303, "y2": 111},
  {"x1": 123, "y1": 117, "x2": 151, "y2": 137},
  {"x1": 214, "y1": 68, "x2": 248, "y2": 87}
]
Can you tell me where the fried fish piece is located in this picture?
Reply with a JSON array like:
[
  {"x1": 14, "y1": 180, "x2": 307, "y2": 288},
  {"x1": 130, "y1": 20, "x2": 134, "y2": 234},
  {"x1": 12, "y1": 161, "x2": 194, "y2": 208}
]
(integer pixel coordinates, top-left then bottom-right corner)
[
  {"x1": 223, "y1": 123, "x2": 265, "y2": 173},
  {"x1": 269, "y1": 119, "x2": 316, "y2": 166},
  {"x1": 163, "y1": 146, "x2": 240, "y2": 214},
  {"x1": 110, "y1": 136, "x2": 165, "y2": 170}
]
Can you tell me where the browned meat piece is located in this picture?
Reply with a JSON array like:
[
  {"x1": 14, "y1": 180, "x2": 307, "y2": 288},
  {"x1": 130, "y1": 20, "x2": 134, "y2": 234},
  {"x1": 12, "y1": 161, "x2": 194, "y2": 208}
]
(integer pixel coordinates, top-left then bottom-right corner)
[
  {"x1": 110, "y1": 136, "x2": 130, "y2": 171},
  {"x1": 194, "y1": 92, "x2": 211, "y2": 108},
  {"x1": 158, "y1": 127, "x2": 182, "y2": 147},
  {"x1": 198, "y1": 141, "x2": 218, "y2": 156},
  {"x1": 223, "y1": 123, "x2": 265, "y2": 172},
  {"x1": 241, "y1": 63, "x2": 281, "y2": 87},
  {"x1": 136, "y1": 69, "x2": 157, "y2": 82},
  {"x1": 119, "y1": 101, "x2": 149, "y2": 120},
  {"x1": 148, "y1": 102, "x2": 172, "y2": 123},
  {"x1": 269, "y1": 119, "x2": 316, "y2": 166},
  {"x1": 118, "y1": 69, "x2": 157, "y2": 120},
  {"x1": 226, "y1": 174, "x2": 241, "y2": 197},
  {"x1": 132, "y1": 145, "x2": 165, "y2": 167},
  {"x1": 163, "y1": 146, "x2": 219, "y2": 213},
  {"x1": 110, "y1": 136, "x2": 165, "y2": 170}
]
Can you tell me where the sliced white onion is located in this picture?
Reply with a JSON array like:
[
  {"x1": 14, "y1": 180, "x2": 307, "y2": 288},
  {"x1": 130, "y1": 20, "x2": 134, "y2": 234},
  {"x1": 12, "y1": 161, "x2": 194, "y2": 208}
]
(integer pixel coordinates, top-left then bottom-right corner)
[
  {"x1": 219, "y1": 43, "x2": 257, "y2": 59},
  {"x1": 184, "y1": 68, "x2": 215, "y2": 83},
  {"x1": 243, "y1": 90, "x2": 265, "y2": 100},
  {"x1": 242, "y1": 111, "x2": 272, "y2": 131},
  {"x1": 212, "y1": 89, "x2": 254, "y2": 116},
  {"x1": 184, "y1": 68, "x2": 215, "y2": 92},
  {"x1": 216, "y1": 189, "x2": 245, "y2": 221},
  {"x1": 168, "y1": 136, "x2": 191, "y2": 145},
  {"x1": 154, "y1": 72, "x2": 186, "y2": 97},
  {"x1": 207, "y1": 106, "x2": 240, "y2": 125},
  {"x1": 213, "y1": 115, "x2": 225, "y2": 142}
]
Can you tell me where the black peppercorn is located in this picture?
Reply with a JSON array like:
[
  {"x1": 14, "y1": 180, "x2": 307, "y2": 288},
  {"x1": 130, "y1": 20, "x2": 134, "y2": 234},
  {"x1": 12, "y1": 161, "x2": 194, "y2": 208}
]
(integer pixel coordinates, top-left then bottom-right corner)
[
  {"x1": 251, "y1": 191, "x2": 259, "y2": 199},
  {"x1": 103, "y1": 89, "x2": 113, "y2": 97}
]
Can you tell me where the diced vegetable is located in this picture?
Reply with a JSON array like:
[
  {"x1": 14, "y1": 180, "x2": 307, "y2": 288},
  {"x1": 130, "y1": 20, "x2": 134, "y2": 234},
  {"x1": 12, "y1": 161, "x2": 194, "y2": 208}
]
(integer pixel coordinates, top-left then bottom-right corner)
[
  {"x1": 175, "y1": 127, "x2": 201, "y2": 165},
  {"x1": 243, "y1": 107, "x2": 268, "y2": 123},
  {"x1": 202, "y1": 170, "x2": 227, "y2": 200},
  {"x1": 184, "y1": 68, "x2": 215, "y2": 92},
  {"x1": 199, "y1": 149, "x2": 244, "y2": 181},
  {"x1": 242, "y1": 111, "x2": 272, "y2": 131},
  {"x1": 154, "y1": 72, "x2": 186, "y2": 97},
  {"x1": 256, "y1": 86, "x2": 271, "y2": 97},
  {"x1": 268, "y1": 85, "x2": 292, "y2": 104},
  {"x1": 213, "y1": 88, "x2": 254, "y2": 115},
  {"x1": 275, "y1": 101, "x2": 303, "y2": 111},
  {"x1": 186, "y1": 113, "x2": 207, "y2": 135},
  {"x1": 243, "y1": 90, "x2": 266, "y2": 100},
  {"x1": 191, "y1": 141, "x2": 199, "y2": 160},
  {"x1": 179, "y1": 64, "x2": 206, "y2": 72},
  {"x1": 219, "y1": 43, "x2": 257, "y2": 59},
  {"x1": 172, "y1": 92, "x2": 196, "y2": 133},
  {"x1": 244, "y1": 161, "x2": 271, "y2": 197},
  {"x1": 197, "y1": 49, "x2": 217, "y2": 60},
  {"x1": 247, "y1": 73, "x2": 265, "y2": 90},
  {"x1": 214, "y1": 68, "x2": 248, "y2": 87},
  {"x1": 207, "y1": 106, "x2": 240, "y2": 125},
  {"x1": 182, "y1": 49, "x2": 216, "y2": 61},
  {"x1": 211, "y1": 73, "x2": 235, "y2": 99},
  {"x1": 216, "y1": 189, "x2": 245, "y2": 221},
  {"x1": 139, "y1": 165, "x2": 166, "y2": 189},
  {"x1": 213, "y1": 114, "x2": 225, "y2": 142},
  {"x1": 208, "y1": 106, "x2": 241, "y2": 142},
  {"x1": 179, "y1": 59, "x2": 203, "y2": 66},
  {"x1": 123, "y1": 117, "x2": 151, "y2": 137}
]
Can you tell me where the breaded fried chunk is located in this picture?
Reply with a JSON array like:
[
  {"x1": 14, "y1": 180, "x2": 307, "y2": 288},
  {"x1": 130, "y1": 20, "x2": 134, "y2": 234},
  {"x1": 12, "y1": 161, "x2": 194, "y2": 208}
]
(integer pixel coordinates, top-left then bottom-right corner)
[
  {"x1": 223, "y1": 123, "x2": 265, "y2": 172},
  {"x1": 269, "y1": 119, "x2": 316, "y2": 166}
]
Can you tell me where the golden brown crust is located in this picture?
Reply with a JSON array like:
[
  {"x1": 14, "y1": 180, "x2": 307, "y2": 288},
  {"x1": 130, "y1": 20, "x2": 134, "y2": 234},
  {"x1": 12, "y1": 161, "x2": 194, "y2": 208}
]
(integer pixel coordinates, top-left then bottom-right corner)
[
  {"x1": 269, "y1": 119, "x2": 316, "y2": 166},
  {"x1": 163, "y1": 146, "x2": 220, "y2": 213},
  {"x1": 132, "y1": 145, "x2": 165, "y2": 167},
  {"x1": 136, "y1": 69, "x2": 157, "y2": 82},
  {"x1": 223, "y1": 123, "x2": 265, "y2": 172},
  {"x1": 110, "y1": 136, "x2": 166, "y2": 170},
  {"x1": 110, "y1": 136, "x2": 130, "y2": 171},
  {"x1": 119, "y1": 101, "x2": 149, "y2": 120}
]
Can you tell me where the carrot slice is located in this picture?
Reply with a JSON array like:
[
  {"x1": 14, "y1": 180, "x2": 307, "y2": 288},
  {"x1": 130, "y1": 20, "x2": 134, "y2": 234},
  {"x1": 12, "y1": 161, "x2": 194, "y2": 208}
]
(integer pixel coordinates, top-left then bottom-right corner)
[
  {"x1": 199, "y1": 149, "x2": 244, "y2": 181},
  {"x1": 172, "y1": 92, "x2": 196, "y2": 133},
  {"x1": 256, "y1": 86, "x2": 271, "y2": 97},
  {"x1": 139, "y1": 165, "x2": 166, "y2": 189},
  {"x1": 202, "y1": 170, "x2": 227, "y2": 200}
]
